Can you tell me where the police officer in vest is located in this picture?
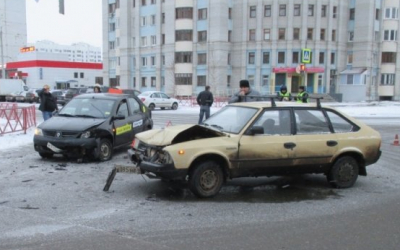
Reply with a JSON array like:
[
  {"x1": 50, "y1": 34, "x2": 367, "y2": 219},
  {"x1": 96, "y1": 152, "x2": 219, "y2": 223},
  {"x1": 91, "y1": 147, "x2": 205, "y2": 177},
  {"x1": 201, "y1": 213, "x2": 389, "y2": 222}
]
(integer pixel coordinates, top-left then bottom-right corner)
[
  {"x1": 296, "y1": 86, "x2": 309, "y2": 103},
  {"x1": 277, "y1": 85, "x2": 292, "y2": 101}
]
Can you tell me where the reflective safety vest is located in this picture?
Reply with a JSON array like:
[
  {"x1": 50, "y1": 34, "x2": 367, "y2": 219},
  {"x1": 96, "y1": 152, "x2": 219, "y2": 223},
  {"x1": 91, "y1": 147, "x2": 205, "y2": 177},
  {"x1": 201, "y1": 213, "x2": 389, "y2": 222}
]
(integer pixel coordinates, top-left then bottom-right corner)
[
  {"x1": 278, "y1": 92, "x2": 290, "y2": 98},
  {"x1": 297, "y1": 92, "x2": 308, "y2": 103}
]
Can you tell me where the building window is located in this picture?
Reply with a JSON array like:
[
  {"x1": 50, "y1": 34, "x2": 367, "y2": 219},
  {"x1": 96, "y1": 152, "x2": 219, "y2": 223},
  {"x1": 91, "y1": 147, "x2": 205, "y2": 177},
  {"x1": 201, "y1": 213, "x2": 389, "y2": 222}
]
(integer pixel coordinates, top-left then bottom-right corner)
[
  {"x1": 109, "y1": 41, "x2": 115, "y2": 50},
  {"x1": 262, "y1": 75, "x2": 269, "y2": 86},
  {"x1": 308, "y1": 5, "x2": 314, "y2": 16},
  {"x1": 74, "y1": 72, "x2": 78, "y2": 78},
  {"x1": 141, "y1": 77, "x2": 147, "y2": 87},
  {"x1": 249, "y1": 29, "x2": 256, "y2": 41},
  {"x1": 263, "y1": 52, "x2": 270, "y2": 64},
  {"x1": 279, "y1": 5, "x2": 286, "y2": 16},
  {"x1": 248, "y1": 52, "x2": 255, "y2": 64},
  {"x1": 278, "y1": 28, "x2": 285, "y2": 40},
  {"x1": 227, "y1": 75, "x2": 231, "y2": 87},
  {"x1": 162, "y1": 34, "x2": 165, "y2": 44},
  {"x1": 151, "y1": 0, "x2": 156, "y2": 5},
  {"x1": 248, "y1": 75, "x2": 255, "y2": 86},
  {"x1": 348, "y1": 31, "x2": 354, "y2": 42},
  {"x1": 141, "y1": 16, "x2": 147, "y2": 26},
  {"x1": 141, "y1": 36, "x2": 147, "y2": 46},
  {"x1": 175, "y1": 73, "x2": 192, "y2": 85},
  {"x1": 333, "y1": 6, "x2": 337, "y2": 18},
  {"x1": 331, "y1": 52, "x2": 335, "y2": 64},
  {"x1": 264, "y1": 5, "x2": 271, "y2": 17},
  {"x1": 150, "y1": 15, "x2": 156, "y2": 25},
  {"x1": 162, "y1": 55, "x2": 165, "y2": 65},
  {"x1": 376, "y1": 9, "x2": 380, "y2": 20},
  {"x1": 250, "y1": 6, "x2": 256, "y2": 18},
  {"x1": 349, "y1": 8, "x2": 355, "y2": 20},
  {"x1": 381, "y1": 74, "x2": 395, "y2": 85},
  {"x1": 162, "y1": 13, "x2": 165, "y2": 23},
  {"x1": 385, "y1": 7, "x2": 398, "y2": 19},
  {"x1": 175, "y1": 52, "x2": 192, "y2": 63},
  {"x1": 332, "y1": 30, "x2": 336, "y2": 41},
  {"x1": 151, "y1": 35, "x2": 157, "y2": 45},
  {"x1": 292, "y1": 51, "x2": 299, "y2": 64},
  {"x1": 198, "y1": 53, "x2": 207, "y2": 65},
  {"x1": 198, "y1": 8, "x2": 207, "y2": 20},
  {"x1": 319, "y1": 52, "x2": 325, "y2": 64},
  {"x1": 133, "y1": 77, "x2": 136, "y2": 87},
  {"x1": 151, "y1": 56, "x2": 155, "y2": 66},
  {"x1": 176, "y1": 30, "x2": 193, "y2": 41},
  {"x1": 384, "y1": 30, "x2": 397, "y2": 41},
  {"x1": 307, "y1": 28, "x2": 313, "y2": 40},
  {"x1": 347, "y1": 75, "x2": 354, "y2": 85},
  {"x1": 228, "y1": 53, "x2": 231, "y2": 65},
  {"x1": 293, "y1": 28, "x2": 300, "y2": 40},
  {"x1": 151, "y1": 77, "x2": 156, "y2": 87},
  {"x1": 176, "y1": 7, "x2": 193, "y2": 19},
  {"x1": 161, "y1": 76, "x2": 165, "y2": 86},
  {"x1": 229, "y1": 8, "x2": 232, "y2": 19},
  {"x1": 142, "y1": 0, "x2": 146, "y2": 6},
  {"x1": 347, "y1": 53, "x2": 353, "y2": 64},
  {"x1": 294, "y1": 4, "x2": 301, "y2": 16},
  {"x1": 228, "y1": 30, "x2": 232, "y2": 42},
  {"x1": 278, "y1": 52, "x2": 285, "y2": 64},
  {"x1": 264, "y1": 29, "x2": 271, "y2": 40},
  {"x1": 109, "y1": 23, "x2": 116, "y2": 31},
  {"x1": 198, "y1": 31, "x2": 207, "y2": 42},
  {"x1": 197, "y1": 76, "x2": 206, "y2": 86},
  {"x1": 321, "y1": 5, "x2": 327, "y2": 17},
  {"x1": 382, "y1": 52, "x2": 396, "y2": 63},
  {"x1": 319, "y1": 29, "x2": 325, "y2": 40},
  {"x1": 141, "y1": 57, "x2": 147, "y2": 66}
]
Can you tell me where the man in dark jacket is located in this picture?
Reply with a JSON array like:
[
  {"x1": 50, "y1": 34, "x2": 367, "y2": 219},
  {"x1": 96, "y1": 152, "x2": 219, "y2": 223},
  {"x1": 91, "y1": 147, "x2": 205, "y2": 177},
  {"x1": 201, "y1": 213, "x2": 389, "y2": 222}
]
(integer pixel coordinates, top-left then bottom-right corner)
[
  {"x1": 39, "y1": 85, "x2": 58, "y2": 121},
  {"x1": 197, "y1": 85, "x2": 214, "y2": 124},
  {"x1": 229, "y1": 79, "x2": 261, "y2": 103}
]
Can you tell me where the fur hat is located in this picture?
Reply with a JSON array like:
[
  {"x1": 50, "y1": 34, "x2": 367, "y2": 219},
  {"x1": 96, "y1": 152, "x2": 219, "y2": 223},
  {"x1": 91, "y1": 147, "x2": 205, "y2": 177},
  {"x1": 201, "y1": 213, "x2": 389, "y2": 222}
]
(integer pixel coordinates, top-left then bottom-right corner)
[{"x1": 240, "y1": 80, "x2": 250, "y2": 88}]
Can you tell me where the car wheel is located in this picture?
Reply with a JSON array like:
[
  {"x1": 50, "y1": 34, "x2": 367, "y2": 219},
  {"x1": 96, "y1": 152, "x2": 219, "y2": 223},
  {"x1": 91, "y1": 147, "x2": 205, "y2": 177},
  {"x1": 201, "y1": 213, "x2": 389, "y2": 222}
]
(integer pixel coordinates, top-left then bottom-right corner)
[
  {"x1": 148, "y1": 103, "x2": 155, "y2": 110},
  {"x1": 39, "y1": 152, "x2": 53, "y2": 158},
  {"x1": 327, "y1": 156, "x2": 359, "y2": 188},
  {"x1": 171, "y1": 102, "x2": 178, "y2": 110},
  {"x1": 189, "y1": 161, "x2": 224, "y2": 198},
  {"x1": 98, "y1": 139, "x2": 113, "y2": 161}
]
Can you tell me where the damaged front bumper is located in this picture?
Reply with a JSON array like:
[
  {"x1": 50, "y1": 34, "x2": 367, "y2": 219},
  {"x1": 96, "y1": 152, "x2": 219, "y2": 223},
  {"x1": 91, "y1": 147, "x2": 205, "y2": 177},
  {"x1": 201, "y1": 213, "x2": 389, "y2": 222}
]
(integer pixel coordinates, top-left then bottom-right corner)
[{"x1": 33, "y1": 135, "x2": 98, "y2": 157}]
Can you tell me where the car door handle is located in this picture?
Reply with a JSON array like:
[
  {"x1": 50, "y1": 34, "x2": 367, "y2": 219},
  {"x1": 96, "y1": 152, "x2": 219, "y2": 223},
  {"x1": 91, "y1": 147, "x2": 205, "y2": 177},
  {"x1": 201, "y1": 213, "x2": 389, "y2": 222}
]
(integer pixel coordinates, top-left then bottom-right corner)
[
  {"x1": 326, "y1": 140, "x2": 338, "y2": 147},
  {"x1": 284, "y1": 142, "x2": 296, "y2": 149}
]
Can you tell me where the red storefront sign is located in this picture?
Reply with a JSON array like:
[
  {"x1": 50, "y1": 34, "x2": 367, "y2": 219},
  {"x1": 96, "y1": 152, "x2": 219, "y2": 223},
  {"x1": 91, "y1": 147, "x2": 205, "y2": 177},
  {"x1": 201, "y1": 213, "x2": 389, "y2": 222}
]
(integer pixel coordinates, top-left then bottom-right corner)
[{"x1": 273, "y1": 67, "x2": 325, "y2": 73}]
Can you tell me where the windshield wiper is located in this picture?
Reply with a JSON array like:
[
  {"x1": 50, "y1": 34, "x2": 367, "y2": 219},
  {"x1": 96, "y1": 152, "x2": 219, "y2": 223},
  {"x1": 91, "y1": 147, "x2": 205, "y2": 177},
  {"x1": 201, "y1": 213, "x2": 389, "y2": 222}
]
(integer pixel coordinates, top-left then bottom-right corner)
[
  {"x1": 58, "y1": 113, "x2": 75, "y2": 117},
  {"x1": 75, "y1": 114, "x2": 98, "y2": 118},
  {"x1": 211, "y1": 124, "x2": 224, "y2": 131}
]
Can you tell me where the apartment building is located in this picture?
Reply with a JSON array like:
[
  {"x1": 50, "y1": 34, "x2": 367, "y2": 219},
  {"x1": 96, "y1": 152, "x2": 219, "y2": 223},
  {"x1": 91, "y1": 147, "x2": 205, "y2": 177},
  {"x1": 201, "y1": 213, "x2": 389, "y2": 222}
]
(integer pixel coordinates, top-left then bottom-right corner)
[{"x1": 102, "y1": 0, "x2": 400, "y2": 101}]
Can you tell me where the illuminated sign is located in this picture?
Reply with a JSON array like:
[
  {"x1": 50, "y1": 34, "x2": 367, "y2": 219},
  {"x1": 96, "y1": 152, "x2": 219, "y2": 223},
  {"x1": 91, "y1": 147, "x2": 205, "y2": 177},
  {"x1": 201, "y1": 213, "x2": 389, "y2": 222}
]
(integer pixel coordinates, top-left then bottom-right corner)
[
  {"x1": 20, "y1": 46, "x2": 36, "y2": 53},
  {"x1": 301, "y1": 49, "x2": 311, "y2": 64}
]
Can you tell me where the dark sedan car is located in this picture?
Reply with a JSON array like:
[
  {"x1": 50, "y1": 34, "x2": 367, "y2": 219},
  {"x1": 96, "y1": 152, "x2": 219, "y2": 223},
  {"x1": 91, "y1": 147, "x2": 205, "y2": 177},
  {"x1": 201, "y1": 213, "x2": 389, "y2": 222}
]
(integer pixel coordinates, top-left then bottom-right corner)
[
  {"x1": 64, "y1": 87, "x2": 88, "y2": 104},
  {"x1": 33, "y1": 93, "x2": 153, "y2": 161}
]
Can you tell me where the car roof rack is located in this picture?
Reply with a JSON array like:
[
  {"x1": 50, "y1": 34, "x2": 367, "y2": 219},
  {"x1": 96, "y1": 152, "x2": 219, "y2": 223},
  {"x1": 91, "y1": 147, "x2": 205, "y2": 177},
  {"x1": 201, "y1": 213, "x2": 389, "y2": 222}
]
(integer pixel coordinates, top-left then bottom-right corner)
[
  {"x1": 308, "y1": 96, "x2": 324, "y2": 108},
  {"x1": 235, "y1": 95, "x2": 323, "y2": 108}
]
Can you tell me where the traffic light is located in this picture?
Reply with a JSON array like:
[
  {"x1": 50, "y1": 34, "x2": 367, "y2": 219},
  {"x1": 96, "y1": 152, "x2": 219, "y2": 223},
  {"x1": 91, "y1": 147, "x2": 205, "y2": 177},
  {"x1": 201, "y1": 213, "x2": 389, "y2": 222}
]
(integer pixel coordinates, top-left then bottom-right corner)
[{"x1": 300, "y1": 64, "x2": 305, "y2": 72}]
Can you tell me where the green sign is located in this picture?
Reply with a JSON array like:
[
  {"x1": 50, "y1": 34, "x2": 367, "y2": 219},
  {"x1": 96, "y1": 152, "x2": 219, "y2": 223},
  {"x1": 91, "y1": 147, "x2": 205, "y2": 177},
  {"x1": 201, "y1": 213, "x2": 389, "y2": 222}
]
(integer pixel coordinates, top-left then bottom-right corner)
[{"x1": 301, "y1": 49, "x2": 311, "y2": 64}]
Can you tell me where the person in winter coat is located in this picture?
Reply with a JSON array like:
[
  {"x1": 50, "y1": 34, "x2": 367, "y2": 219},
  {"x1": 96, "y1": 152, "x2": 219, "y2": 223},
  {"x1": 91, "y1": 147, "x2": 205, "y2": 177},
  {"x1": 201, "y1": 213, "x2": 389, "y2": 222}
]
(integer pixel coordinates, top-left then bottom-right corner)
[
  {"x1": 295, "y1": 86, "x2": 309, "y2": 103},
  {"x1": 228, "y1": 79, "x2": 261, "y2": 103},
  {"x1": 38, "y1": 85, "x2": 58, "y2": 121},
  {"x1": 196, "y1": 85, "x2": 214, "y2": 124},
  {"x1": 277, "y1": 85, "x2": 292, "y2": 101}
]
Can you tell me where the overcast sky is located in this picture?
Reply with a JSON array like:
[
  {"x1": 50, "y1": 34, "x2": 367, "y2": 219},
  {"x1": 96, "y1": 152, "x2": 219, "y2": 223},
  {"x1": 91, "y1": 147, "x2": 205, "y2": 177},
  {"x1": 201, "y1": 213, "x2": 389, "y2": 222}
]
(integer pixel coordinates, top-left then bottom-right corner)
[{"x1": 25, "y1": 0, "x2": 102, "y2": 47}]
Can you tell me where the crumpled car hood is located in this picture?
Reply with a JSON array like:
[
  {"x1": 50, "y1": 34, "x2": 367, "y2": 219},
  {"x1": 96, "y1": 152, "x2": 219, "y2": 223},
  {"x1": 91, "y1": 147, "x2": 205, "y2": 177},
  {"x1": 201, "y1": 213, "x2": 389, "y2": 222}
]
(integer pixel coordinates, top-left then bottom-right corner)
[
  {"x1": 39, "y1": 116, "x2": 106, "y2": 131},
  {"x1": 136, "y1": 124, "x2": 226, "y2": 146}
]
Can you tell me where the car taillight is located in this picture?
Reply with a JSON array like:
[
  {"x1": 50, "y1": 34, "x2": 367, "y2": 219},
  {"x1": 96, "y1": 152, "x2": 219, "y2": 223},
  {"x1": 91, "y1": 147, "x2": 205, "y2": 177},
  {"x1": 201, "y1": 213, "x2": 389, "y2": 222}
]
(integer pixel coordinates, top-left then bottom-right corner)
[
  {"x1": 140, "y1": 98, "x2": 145, "y2": 102},
  {"x1": 131, "y1": 139, "x2": 135, "y2": 148}
]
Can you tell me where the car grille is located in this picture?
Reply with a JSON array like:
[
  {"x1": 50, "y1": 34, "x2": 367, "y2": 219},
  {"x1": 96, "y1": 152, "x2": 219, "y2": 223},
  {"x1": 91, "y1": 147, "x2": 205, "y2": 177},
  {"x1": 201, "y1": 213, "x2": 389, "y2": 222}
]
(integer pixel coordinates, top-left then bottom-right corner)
[{"x1": 43, "y1": 130, "x2": 80, "y2": 138}]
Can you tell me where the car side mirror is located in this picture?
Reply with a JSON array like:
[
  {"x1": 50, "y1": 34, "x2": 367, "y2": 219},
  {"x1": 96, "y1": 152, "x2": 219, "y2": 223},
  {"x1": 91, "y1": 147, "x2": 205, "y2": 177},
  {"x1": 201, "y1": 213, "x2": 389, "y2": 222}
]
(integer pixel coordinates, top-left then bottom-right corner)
[
  {"x1": 249, "y1": 126, "x2": 264, "y2": 135},
  {"x1": 113, "y1": 114, "x2": 125, "y2": 120}
]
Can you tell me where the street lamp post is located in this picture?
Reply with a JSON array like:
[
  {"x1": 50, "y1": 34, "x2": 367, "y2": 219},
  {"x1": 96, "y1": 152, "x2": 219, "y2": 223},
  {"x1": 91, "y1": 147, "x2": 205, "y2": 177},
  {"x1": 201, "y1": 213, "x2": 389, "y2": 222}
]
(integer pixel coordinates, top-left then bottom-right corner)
[{"x1": 0, "y1": 26, "x2": 5, "y2": 79}]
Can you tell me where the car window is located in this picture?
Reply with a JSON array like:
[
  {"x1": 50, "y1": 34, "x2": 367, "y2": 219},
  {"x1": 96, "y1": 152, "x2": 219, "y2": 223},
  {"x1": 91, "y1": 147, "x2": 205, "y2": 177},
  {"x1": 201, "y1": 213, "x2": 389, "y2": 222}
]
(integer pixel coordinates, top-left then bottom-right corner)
[
  {"x1": 160, "y1": 93, "x2": 169, "y2": 98},
  {"x1": 151, "y1": 93, "x2": 160, "y2": 98},
  {"x1": 253, "y1": 110, "x2": 285, "y2": 135},
  {"x1": 127, "y1": 98, "x2": 141, "y2": 114},
  {"x1": 295, "y1": 109, "x2": 330, "y2": 134},
  {"x1": 116, "y1": 100, "x2": 129, "y2": 117},
  {"x1": 60, "y1": 98, "x2": 115, "y2": 118},
  {"x1": 326, "y1": 111, "x2": 356, "y2": 133}
]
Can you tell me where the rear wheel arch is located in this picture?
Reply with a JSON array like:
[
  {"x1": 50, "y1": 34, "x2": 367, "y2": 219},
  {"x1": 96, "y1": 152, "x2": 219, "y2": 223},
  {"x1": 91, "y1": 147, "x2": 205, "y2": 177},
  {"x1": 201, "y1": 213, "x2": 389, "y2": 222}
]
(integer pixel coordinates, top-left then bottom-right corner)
[{"x1": 331, "y1": 151, "x2": 366, "y2": 176}]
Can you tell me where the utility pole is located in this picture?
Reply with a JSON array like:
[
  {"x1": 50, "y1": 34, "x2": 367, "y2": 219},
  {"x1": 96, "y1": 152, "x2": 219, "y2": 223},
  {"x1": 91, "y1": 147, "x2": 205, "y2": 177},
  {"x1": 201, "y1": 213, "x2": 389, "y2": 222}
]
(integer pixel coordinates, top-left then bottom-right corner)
[{"x1": 0, "y1": 26, "x2": 5, "y2": 79}]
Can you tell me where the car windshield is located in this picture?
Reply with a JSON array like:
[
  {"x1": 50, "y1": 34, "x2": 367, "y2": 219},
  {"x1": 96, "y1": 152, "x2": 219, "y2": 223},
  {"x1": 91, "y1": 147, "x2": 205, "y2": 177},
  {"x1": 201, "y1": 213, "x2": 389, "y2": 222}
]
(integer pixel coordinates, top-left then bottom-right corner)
[
  {"x1": 203, "y1": 106, "x2": 259, "y2": 134},
  {"x1": 59, "y1": 98, "x2": 115, "y2": 118}
]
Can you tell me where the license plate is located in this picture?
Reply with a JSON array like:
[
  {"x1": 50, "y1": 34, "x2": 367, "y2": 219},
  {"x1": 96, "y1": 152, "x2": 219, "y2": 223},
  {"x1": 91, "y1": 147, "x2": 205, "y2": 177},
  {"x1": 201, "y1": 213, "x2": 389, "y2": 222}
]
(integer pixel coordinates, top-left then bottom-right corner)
[
  {"x1": 47, "y1": 142, "x2": 62, "y2": 153},
  {"x1": 115, "y1": 165, "x2": 141, "y2": 174}
]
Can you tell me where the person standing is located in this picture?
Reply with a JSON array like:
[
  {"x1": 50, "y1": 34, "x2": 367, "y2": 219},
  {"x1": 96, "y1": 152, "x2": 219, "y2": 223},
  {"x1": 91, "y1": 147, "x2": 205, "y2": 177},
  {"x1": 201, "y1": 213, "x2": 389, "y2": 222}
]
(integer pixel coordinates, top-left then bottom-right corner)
[
  {"x1": 277, "y1": 85, "x2": 292, "y2": 101},
  {"x1": 296, "y1": 86, "x2": 309, "y2": 103},
  {"x1": 39, "y1": 85, "x2": 58, "y2": 121},
  {"x1": 229, "y1": 79, "x2": 261, "y2": 103},
  {"x1": 94, "y1": 86, "x2": 101, "y2": 93},
  {"x1": 197, "y1": 85, "x2": 214, "y2": 124}
]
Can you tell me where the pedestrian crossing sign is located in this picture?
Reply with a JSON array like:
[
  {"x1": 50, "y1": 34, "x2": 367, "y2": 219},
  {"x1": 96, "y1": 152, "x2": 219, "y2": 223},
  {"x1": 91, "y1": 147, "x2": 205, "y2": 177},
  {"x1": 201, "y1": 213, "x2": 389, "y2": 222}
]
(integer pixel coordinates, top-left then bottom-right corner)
[{"x1": 301, "y1": 49, "x2": 312, "y2": 64}]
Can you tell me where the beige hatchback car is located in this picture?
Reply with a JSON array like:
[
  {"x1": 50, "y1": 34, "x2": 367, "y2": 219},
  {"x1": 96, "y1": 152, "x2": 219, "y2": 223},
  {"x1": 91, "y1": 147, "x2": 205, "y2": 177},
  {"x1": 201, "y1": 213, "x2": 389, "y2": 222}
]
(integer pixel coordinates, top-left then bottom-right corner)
[{"x1": 128, "y1": 99, "x2": 382, "y2": 198}]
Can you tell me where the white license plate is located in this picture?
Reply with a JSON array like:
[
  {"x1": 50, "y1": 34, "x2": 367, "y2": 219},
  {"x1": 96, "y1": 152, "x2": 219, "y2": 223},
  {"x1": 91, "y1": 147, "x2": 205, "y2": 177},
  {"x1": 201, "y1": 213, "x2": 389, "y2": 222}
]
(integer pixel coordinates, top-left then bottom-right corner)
[
  {"x1": 47, "y1": 142, "x2": 62, "y2": 153},
  {"x1": 115, "y1": 165, "x2": 141, "y2": 174}
]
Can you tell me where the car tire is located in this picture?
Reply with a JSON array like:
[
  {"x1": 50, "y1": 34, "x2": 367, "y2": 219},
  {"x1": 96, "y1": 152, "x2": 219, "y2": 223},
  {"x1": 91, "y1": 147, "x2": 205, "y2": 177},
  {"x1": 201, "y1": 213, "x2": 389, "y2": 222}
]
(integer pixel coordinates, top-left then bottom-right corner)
[
  {"x1": 171, "y1": 102, "x2": 178, "y2": 110},
  {"x1": 189, "y1": 161, "x2": 224, "y2": 198},
  {"x1": 98, "y1": 139, "x2": 113, "y2": 161},
  {"x1": 149, "y1": 103, "x2": 155, "y2": 110},
  {"x1": 39, "y1": 152, "x2": 54, "y2": 158},
  {"x1": 327, "y1": 156, "x2": 359, "y2": 188}
]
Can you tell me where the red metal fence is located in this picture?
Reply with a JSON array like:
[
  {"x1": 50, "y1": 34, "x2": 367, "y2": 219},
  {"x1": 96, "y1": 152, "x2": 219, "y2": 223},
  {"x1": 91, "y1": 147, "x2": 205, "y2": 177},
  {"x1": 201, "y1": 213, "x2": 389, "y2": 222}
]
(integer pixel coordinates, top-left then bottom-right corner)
[{"x1": 0, "y1": 103, "x2": 36, "y2": 135}]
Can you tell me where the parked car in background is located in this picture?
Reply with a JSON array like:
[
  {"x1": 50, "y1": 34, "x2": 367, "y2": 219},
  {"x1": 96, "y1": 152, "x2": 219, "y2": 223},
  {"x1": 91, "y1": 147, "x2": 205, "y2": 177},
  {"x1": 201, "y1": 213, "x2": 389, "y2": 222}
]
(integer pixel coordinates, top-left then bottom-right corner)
[
  {"x1": 50, "y1": 90, "x2": 64, "y2": 103},
  {"x1": 138, "y1": 91, "x2": 179, "y2": 110},
  {"x1": 127, "y1": 99, "x2": 382, "y2": 198},
  {"x1": 26, "y1": 88, "x2": 41, "y2": 103},
  {"x1": 5, "y1": 91, "x2": 20, "y2": 102},
  {"x1": 33, "y1": 93, "x2": 153, "y2": 161},
  {"x1": 64, "y1": 87, "x2": 88, "y2": 104},
  {"x1": 121, "y1": 89, "x2": 141, "y2": 96},
  {"x1": 56, "y1": 90, "x2": 68, "y2": 106},
  {"x1": 15, "y1": 91, "x2": 28, "y2": 102}
]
